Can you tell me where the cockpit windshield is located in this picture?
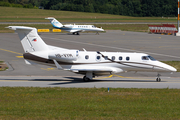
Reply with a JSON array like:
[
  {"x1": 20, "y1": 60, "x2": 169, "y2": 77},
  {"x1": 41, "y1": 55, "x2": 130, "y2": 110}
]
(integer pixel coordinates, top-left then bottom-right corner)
[
  {"x1": 148, "y1": 56, "x2": 156, "y2": 61},
  {"x1": 142, "y1": 56, "x2": 149, "y2": 60},
  {"x1": 142, "y1": 56, "x2": 156, "y2": 61}
]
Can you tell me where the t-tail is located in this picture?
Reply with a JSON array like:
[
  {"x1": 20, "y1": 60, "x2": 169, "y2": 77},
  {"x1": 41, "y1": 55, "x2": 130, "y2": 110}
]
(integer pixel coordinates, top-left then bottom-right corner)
[
  {"x1": 7, "y1": 26, "x2": 49, "y2": 53},
  {"x1": 45, "y1": 17, "x2": 63, "y2": 28},
  {"x1": 6, "y1": 26, "x2": 49, "y2": 64}
]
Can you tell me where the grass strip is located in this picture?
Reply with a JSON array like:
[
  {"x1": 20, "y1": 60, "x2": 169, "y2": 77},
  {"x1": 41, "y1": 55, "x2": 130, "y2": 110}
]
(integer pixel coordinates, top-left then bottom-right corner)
[
  {"x1": 0, "y1": 24, "x2": 151, "y2": 33},
  {"x1": 0, "y1": 7, "x2": 177, "y2": 23},
  {"x1": 0, "y1": 61, "x2": 8, "y2": 71},
  {"x1": 0, "y1": 87, "x2": 180, "y2": 119}
]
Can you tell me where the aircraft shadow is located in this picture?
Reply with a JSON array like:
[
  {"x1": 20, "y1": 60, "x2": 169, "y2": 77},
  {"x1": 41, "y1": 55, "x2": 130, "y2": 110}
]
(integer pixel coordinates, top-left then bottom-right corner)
[
  {"x1": 0, "y1": 77, "x2": 164, "y2": 86},
  {"x1": 48, "y1": 77, "x2": 161, "y2": 86}
]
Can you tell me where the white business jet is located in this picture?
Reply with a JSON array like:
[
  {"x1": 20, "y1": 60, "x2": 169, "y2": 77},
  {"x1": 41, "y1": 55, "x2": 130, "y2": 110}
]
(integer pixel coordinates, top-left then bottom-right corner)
[
  {"x1": 45, "y1": 17, "x2": 104, "y2": 35},
  {"x1": 7, "y1": 26, "x2": 176, "y2": 82}
]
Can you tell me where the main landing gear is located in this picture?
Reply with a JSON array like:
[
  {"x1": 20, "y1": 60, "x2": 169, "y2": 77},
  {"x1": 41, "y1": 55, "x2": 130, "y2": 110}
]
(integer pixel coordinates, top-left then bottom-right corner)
[
  {"x1": 156, "y1": 73, "x2": 161, "y2": 82},
  {"x1": 83, "y1": 72, "x2": 93, "y2": 82},
  {"x1": 83, "y1": 76, "x2": 91, "y2": 82},
  {"x1": 73, "y1": 32, "x2": 80, "y2": 35}
]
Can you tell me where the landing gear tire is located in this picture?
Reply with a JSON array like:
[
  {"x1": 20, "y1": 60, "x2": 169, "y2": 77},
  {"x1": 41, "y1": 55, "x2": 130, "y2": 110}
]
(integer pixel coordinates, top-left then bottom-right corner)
[
  {"x1": 156, "y1": 78, "x2": 161, "y2": 82},
  {"x1": 77, "y1": 32, "x2": 79, "y2": 35},
  {"x1": 83, "y1": 76, "x2": 90, "y2": 82},
  {"x1": 156, "y1": 73, "x2": 161, "y2": 82}
]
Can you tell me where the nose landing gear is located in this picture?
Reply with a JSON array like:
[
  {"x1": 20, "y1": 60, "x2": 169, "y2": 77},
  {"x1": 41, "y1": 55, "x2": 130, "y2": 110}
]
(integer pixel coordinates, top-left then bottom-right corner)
[{"x1": 156, "y1": 73, "x2": 161, "y2": 82}]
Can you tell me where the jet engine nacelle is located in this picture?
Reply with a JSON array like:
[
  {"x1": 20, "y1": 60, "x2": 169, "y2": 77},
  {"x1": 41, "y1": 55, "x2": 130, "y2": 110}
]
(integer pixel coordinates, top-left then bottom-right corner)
[{"x1": 49, "y1": 50, "x2": 79, "y2": 62}]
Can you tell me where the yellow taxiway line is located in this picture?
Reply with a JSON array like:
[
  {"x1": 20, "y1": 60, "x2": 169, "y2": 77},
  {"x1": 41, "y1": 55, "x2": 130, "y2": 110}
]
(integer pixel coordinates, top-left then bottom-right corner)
[{"x1": 0, "y1": 48, "x2": 23, "y2": 55}]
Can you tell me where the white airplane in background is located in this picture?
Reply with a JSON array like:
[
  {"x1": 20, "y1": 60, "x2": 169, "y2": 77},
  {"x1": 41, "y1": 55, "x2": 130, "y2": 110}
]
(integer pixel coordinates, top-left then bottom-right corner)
[
  {"x1": 45, "y1": 17, "x2": 104, "y2": 35},
  {"x1": 7, "y1": 26, "x2": 176, "y2": 82}
]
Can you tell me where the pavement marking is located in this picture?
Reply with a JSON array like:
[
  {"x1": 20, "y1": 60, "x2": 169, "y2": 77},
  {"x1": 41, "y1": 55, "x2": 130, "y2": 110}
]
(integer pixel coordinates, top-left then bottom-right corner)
[
  {"x1": 113, "y1": 74, "x2": 132, "y2": 78},
  {"x1": 0, "y1": 48, "x2": 23, "y2": 55},
  {"x1": 42, "y1": 36, "x2": 180, "y2": 59},
  {"x1": 16, "y1": 56, "x2": 23, "y2": 58},
  {"x1": 41, "y1": 68, "x2": 55, "y2": 71},
  {"x1": 96, "y1": 75, "x2": 113, "y2": 79},
  {"x1": 96, "y1": 74, "x2": 132, "y2": 79}
]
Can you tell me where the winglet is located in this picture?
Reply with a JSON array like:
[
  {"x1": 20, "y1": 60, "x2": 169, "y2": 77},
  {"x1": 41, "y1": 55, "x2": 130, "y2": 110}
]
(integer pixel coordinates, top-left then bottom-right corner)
[{"x1": 53, "y1": 59, "x2": 63, "y2": 70}]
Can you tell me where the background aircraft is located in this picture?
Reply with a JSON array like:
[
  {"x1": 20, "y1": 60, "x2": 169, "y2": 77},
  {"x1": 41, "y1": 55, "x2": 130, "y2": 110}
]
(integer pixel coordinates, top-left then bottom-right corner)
[
  {"x1": 7, "y1": 26, "x2": 176, "y2": 82},
  {"x1": 45, "y1": 17, "x2": 104, "y2": 35}
]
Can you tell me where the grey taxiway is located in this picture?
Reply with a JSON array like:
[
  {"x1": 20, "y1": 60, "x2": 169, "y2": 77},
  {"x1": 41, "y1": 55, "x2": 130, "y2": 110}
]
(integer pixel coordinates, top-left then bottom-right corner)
[{"x1": 0, "y1": 30, "x2": 180, "y2": 88}]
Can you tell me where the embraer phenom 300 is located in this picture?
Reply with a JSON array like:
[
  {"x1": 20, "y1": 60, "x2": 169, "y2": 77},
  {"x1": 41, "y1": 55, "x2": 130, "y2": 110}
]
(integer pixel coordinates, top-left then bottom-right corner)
[{"x1": 7, "y1": 26, "x2": 176, "y2": 82}]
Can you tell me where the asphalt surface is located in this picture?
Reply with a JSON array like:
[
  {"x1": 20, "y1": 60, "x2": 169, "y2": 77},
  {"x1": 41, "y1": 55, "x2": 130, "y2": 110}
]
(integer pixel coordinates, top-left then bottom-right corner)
[{"x1": 0, "y1": 30, "x2": 180, "y2": 88}]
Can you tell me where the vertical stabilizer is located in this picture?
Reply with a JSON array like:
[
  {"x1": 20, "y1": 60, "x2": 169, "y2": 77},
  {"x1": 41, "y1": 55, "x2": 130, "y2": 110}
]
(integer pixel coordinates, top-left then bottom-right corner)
[
  {"x1": 7, "y1": 26, "x2": 49, "y2": 53},
  {"x1": 45, "y1": 17, "x2": 63, "y2": 28}
]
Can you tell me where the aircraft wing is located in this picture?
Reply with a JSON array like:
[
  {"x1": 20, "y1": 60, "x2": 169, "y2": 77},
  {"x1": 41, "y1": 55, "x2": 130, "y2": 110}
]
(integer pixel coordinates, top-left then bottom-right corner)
[
  {"x1": 70, "y1": 66, "x2": 124, "y2": 74},
  {"x1": 53, "y1": 60, "x2": 124, "y2": 74}
]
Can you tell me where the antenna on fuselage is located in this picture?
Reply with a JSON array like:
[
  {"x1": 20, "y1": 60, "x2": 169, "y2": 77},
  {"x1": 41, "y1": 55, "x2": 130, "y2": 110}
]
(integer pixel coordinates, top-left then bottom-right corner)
[{"x1": 83, "y1": 48, "x2": 87, "y2": 52}]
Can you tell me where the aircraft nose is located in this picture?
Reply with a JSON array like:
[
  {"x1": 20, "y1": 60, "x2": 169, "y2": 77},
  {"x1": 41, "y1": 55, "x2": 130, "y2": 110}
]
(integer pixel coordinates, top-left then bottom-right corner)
[
  {"x1": 154, "y1": 61, "x2": 177, "y2": 72},
  {"x1": 168, "y1": 66, "x2": 177, "y2": 72},
  {"x1": 163, "y1": 63, "x2": 177, "y2": 72},
  {"x1": 100, "y1": 29, "x2": 104, "y2": 32}
]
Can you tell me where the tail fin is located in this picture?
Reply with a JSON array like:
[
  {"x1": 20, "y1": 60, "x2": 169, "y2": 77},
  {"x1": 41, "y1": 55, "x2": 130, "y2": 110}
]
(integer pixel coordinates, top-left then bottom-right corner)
[
  {"x1": 45, "y1": 17, "x2": 63, "y2": 28},
  {"x1": 7, "y1": 26, "x2": 49, "y2": 53}
]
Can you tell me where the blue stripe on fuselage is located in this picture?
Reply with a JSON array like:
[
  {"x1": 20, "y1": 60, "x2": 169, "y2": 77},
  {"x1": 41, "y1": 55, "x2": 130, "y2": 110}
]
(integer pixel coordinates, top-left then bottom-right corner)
[{"x1": 52, "y1": 25, "x2": 101, "y2": 32}]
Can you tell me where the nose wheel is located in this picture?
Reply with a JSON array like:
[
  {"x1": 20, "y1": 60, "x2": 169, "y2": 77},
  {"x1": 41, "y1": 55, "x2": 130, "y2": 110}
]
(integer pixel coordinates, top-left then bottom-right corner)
[
  {"x1": 156, "y1": 73, "x2": 161, "y2": 82},
  {"x1": 156, "y1": 78, "x2": 161, "y2": 82},
  {"x1": 96, "y1": 32, "x2": 99, "y2": 35}
]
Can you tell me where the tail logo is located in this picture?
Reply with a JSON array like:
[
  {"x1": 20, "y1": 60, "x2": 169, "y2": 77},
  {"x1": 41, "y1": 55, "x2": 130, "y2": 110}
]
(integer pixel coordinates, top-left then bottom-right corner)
[{"x1": 33, "y1": 38, "x2": 37, "y2": 42}]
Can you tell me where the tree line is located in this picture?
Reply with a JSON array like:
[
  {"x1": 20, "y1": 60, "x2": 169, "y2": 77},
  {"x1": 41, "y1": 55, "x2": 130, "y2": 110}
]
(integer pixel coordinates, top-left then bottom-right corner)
[{"x1": 0, "y1": 0, "x2": 178, "y2": 17}]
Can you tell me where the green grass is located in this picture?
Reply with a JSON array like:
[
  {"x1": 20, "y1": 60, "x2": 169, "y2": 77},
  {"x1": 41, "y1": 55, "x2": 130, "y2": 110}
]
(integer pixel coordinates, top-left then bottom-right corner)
[
  {"x1": 0, "y1": 61, "x2": 8, "y2": 71},
  {"x1": 0, "y1": 87, "x2": 180, "y2": 119},
  {"x1": 0, "y1": 24, "x2": 152, "y2": 33},
  {"x1": 0, "y1": 7, "x2": 177, "y2": 23},
  {"x1": 0, "y1": 7, "x2": 178, "y2": 33}
]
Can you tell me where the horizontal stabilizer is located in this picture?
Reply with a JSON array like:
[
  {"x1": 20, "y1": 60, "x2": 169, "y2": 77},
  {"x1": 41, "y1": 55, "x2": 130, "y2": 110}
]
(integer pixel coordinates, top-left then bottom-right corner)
[
  {"x1": 24, "y1": 59, "x2": 37, "y2": 65},
  {"x1": 6, "y1": 26, "x2": 49, "y2": 53}
]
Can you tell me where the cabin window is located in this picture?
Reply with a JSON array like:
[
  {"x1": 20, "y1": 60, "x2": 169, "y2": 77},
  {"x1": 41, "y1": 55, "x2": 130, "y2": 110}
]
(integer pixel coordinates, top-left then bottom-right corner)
[
  {"x1": 142, "y1": 56, "x2": 149, "y2": 60},
  {"x1": 96, "y1": 55, "x2": 101, "y2": 61},
  {"x1": 76, "y1": 51, "x2": 79, "y2": 56},
  {"x1": 85, "y1": 55, "x2": 89, "y2": 60},
  {"x1": 112, "y1": 56, "x2": 115, "y2": 61},
  {"x1": 119, "y1": 56, "x2": 122, "y2": 60},
  {"x1": 97, "y1": 56, "x2": 100, "y2": 60},
  {"x1": 104, "y1": 56, "x2": 108, "y2": 60},
  {"x1": 126, "y1": 57, "x2": 130, "y2": 61}
]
